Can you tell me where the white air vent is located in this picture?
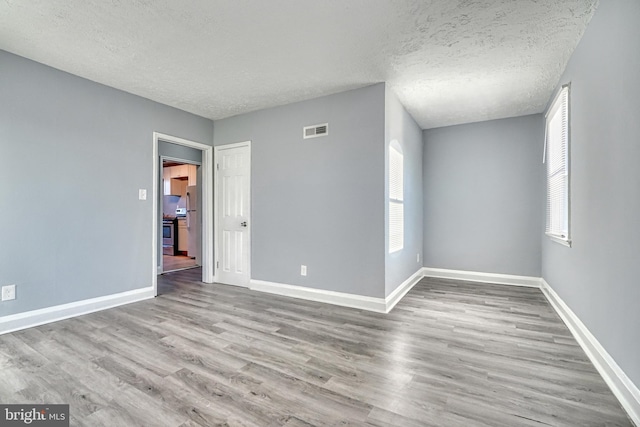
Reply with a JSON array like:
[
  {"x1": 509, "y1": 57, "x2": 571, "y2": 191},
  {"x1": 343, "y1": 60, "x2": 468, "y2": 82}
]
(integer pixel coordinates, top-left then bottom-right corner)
[{"x1": 303, "y1": 123, "x2": 329, "y2": 139}]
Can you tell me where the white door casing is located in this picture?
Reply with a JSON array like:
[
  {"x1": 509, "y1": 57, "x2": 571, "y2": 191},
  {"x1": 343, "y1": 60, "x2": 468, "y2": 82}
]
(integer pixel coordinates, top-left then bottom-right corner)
[
  {"x1": 152, "y1": 132, "x2": 214, "y2": 296},
  {"x1": 215, "y1": 141, "x2": 251, "y2": 287}
]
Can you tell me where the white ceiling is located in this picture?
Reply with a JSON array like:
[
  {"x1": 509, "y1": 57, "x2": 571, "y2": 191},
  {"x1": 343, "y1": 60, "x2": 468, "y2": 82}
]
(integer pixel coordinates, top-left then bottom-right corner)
[{"x1": 0, "y1": 0, "x2": 598, "y2": 129}]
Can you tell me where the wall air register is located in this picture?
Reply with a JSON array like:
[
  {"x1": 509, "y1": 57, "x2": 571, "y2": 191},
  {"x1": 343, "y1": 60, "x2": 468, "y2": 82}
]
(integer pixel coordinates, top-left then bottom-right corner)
[{"x1": 303, "y1": 123, "x2": 329, "y2": 139}]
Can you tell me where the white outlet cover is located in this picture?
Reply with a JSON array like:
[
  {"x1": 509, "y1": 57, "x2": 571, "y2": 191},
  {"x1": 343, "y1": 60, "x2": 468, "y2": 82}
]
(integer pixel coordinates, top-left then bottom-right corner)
[
  {"x1": 2, "y1": 284, "x2": 16, "y2": 301},
  {"x1": 139, "y1": 189, "x2": 147, "y2": 200},
  {"x1": 301, "y1": 265, "x2": 307, "y2": 276}
]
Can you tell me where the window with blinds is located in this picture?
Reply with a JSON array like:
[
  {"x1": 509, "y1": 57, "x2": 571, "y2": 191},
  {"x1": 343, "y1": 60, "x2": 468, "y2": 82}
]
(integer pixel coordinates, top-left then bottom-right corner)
[
  {"x1": 389, "y1": 141, "x2": 404, "y2": 253},
  {"x1": 544, "y1": 85, "x2": 571, "y2": 246}
]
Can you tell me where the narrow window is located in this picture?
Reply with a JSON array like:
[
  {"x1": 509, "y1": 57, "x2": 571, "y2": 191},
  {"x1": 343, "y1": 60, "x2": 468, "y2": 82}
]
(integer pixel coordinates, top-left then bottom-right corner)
[
  {"x1": 389, "y1": 141, "x2": 404, "y2": 253},
  {"x1": 544, "y1": 85, "x2": 571, "y2": 246}
]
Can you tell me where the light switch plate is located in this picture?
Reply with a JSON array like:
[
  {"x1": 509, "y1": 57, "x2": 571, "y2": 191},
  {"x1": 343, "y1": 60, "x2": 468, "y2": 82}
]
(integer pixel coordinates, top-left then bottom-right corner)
[
  {"x1": 139, "y1": 189, "x2": 147, "y2": 200},
  {"x1": 2, "y1": 285, "x2": 16, "y2": 301}
]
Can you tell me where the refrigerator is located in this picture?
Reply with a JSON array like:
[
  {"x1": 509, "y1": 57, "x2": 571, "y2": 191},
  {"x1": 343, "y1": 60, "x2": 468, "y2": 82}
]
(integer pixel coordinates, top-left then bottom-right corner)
[{"x1": 186, "y1": 185, "x2": 200, "y2": 264}]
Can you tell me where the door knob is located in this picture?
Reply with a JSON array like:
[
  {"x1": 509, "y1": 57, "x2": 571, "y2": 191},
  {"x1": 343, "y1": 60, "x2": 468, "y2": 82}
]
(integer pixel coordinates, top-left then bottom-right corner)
[{"x1": 241, "y1": 221, "x2": 247, "y2": 227}]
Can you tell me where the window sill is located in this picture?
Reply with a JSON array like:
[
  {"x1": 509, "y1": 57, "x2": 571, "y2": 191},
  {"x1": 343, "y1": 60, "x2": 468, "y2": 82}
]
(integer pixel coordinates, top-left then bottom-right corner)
[{"x1": 546, "y1": 233, "x2": 572, "y2": 248}]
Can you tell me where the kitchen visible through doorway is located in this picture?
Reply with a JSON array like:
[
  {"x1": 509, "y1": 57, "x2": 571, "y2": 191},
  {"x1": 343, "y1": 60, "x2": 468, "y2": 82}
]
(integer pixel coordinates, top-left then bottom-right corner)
[{"x1": 162, "y1": 159, "x2": 201, "y2": 273}]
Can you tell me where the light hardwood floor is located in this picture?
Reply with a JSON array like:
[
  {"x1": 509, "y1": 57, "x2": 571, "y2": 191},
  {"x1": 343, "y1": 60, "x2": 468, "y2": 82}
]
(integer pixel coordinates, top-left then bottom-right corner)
[
  {"x1": 0, "y1": 268, "x2": 632, "y2": 426},
  {"x1": 163, "y1": 255, "x2": 197, "y2": 272}
]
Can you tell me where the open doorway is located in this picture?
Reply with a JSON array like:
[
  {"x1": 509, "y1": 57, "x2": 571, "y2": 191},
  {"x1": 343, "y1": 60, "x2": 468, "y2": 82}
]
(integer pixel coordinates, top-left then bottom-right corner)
[
  {"x1": 152, "y1": 132, "x2": 214, "y2": 297},
  {"x1": 161, "y1": 158, "x2": 200, "y2": 273}
]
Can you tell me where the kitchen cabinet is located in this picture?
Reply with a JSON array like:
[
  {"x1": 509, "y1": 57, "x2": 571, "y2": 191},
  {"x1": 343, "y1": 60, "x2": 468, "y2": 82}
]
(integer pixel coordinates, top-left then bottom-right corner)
[
  {"x1": 170, "y1": 165, "x2": 189, "y2": 179},
  {"x1": 163, "y1": 178, "x2": 186, "y2": 196},
  {"x1": 187, "y1": 165, "x2": 197, "y2": 186},
  {"x1": 178, "y1": 218, "x2": 188, "y2": 252},
  {"x1": 162, "y1": 168, "x2": 171, "y2": 195},
  {"x1": 163, "y1": 165, "x2": 196, "y2": 195},
  {"x1": 172, "y1": 179, "x2": 187, "y2": 197}
]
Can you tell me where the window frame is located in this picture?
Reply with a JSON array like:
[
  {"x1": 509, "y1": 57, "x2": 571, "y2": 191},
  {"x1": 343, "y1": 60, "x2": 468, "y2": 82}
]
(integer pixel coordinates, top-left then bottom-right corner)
[
  {"x1": 388, "y1": 140, "x2": 404, "y2": 253},
  {"x1": 544, "y1": 84, "x2": 571, "y2": 247}
]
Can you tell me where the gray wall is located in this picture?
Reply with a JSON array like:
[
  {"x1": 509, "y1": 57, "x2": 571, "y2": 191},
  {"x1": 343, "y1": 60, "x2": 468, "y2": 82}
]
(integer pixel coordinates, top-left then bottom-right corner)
[
  {"x1": 423, "y1": 115, "x2": 544, "y2": 277},
  {"x1": 213, "y1": 84, "x2": 386, "y2": 297},
  {"x1": 0, "y1": 50, "x2": 213, "y2": 316},
  {"x1": 158, "y1": 141, "x2": 202, "y2": 164},
  {"x1": 541, "y1": 0, "x2": 640, "y2": 386},
  {"x1": 384, "y1": 87, "x2": 424, "y2": 296}
]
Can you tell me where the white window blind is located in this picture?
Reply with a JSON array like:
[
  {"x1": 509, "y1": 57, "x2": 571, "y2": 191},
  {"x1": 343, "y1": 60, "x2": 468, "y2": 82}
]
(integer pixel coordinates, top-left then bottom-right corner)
[
  {"x1": 544, "y1": 85, "x2": 570, "y2": 245},
  {"x1": 389, "y1": 142, "x2": 404, "y2": 253}
]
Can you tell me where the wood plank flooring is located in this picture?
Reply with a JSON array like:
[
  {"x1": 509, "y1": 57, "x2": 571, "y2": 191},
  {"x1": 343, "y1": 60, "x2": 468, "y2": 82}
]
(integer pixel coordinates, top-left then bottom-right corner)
[
  {"x1": 0, "y1": 268, "x2": 632, "y2": 426},
  {"x1": 163, "y1": 255, "x2": 198, "y2": 272}
]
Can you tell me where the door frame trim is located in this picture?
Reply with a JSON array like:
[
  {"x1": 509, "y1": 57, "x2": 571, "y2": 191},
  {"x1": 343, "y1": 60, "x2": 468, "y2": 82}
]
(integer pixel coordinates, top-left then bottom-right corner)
[
  {"x1": 214, "y1": 141, "x2": 252, "y2": 287},
  {"x1": 158, "y1": 155, "x2": 201, "y2": 274},
  {"x1": 152, "y1": 132, "x2": 214, "y2": 296}
]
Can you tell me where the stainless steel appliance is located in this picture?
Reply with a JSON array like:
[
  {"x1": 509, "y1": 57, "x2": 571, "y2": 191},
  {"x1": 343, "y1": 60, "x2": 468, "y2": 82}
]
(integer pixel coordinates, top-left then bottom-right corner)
[
  {"x1": 186, "y1": 185, "x2": 199, "y2": 262},
  {"x1": 162, "y1": 218, "x2": 177, "y2": 255}
]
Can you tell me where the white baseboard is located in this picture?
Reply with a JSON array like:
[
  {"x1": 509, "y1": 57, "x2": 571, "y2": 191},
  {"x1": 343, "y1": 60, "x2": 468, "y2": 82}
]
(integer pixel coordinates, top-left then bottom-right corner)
[
  {"x1": 249, "y1": 279, "x2": 387, "y2": 313},
  {"x1": 541, "y1": 279, "x2": 640, "y2": 426},
  {"x1": 250, "y1": 268, "x2": 424, "y2": 314},
  {"x1": 0, "y1": 287, "x2": 155, "y2": 335},
  {"x1": 385, "y1": 268, "x2": 424, "y2": 312},
  {"x1": 248, "y1": 268, "x2": 533, "y2": 314},
  {"x1": 422, "y1": 267, "x2": 542, "y2": 288}
]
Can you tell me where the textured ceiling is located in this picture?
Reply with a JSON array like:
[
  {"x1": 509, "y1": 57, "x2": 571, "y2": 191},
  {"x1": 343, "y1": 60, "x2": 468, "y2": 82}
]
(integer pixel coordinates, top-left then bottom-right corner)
[{"x1": 0, "y1": 0, "x2": 598, "y2": 129}]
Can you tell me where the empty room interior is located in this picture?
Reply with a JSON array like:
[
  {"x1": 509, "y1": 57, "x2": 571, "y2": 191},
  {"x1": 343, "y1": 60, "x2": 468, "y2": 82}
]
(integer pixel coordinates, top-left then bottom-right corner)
[{"x1": 1, "y1": 1, "x2": 638, "y2": 426}]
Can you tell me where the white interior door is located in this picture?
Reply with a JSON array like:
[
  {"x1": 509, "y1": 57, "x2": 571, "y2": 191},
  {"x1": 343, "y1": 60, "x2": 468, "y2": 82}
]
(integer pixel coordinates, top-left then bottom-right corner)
[{"x1": 216, "y1": 142, "x2": 250, "y2": 286}]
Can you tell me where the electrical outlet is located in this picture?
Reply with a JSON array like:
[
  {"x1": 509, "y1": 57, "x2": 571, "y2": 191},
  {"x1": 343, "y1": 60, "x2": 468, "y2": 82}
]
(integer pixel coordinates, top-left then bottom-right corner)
[
  {"x1": 2, "y1": 285, "x2": 16, "y2": 301},
  {"x1": 300, "y1": 265, "x2": 307, "y2": 276},
  {"x1": 417, "y1": 253, "x2": 420, "y2": 263},
  {"x1": 139, "y1": 189, "x2": 147, "y2": 200}
]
